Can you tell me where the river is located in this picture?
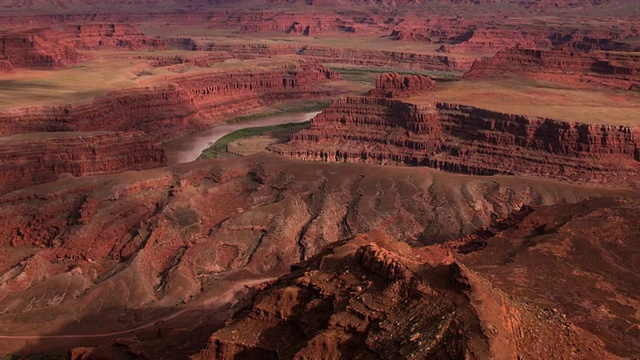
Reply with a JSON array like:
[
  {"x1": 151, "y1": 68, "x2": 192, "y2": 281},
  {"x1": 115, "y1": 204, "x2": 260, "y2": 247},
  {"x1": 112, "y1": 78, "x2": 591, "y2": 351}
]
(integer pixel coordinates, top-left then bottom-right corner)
[{"x1": 160, "y1": 111, "x2": 320, "y2": 164}]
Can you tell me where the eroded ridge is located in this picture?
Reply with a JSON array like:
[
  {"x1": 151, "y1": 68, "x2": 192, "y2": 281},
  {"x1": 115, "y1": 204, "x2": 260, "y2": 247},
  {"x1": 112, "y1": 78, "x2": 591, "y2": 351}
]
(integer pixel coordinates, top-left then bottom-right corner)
[{"x1": 193, "y1": 230, "x2": 622, "y2": 360}]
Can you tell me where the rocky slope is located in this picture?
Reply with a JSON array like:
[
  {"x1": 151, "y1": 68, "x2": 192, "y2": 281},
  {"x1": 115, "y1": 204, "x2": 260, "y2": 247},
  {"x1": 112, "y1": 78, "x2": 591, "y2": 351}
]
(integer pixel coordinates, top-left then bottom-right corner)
[
  {"x1": 465, "y1": 48, "x2": 640, "y2": 90},
  {"x1": 273, "y1": 93, "x2": 640, "y2": 188},
  {"x1": 454, "y1": 196, "x2": 640, "y2": 358},
  {"x1": 0, "y1": 154, "x2": 628, "y2": 358},
  {"x1": 193, "y1": 228, "x2": 622, "y2": 359},
  {"x1": 0, "y1": 131, "x2": 166, "y2": 196}
]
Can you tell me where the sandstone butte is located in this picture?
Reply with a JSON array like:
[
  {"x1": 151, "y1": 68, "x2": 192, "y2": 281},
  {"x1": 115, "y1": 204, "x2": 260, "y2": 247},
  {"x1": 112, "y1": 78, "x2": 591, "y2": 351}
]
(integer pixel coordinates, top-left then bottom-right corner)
[
  {"x1": 0, "y1": 156, "x2": 637, "y2": 358},
  {"x1": 272, "y1": 72, "x2": 640, "y2": 188},
  {"x1": 369, "y1": 72, "x2": 436, "y2": 98}
]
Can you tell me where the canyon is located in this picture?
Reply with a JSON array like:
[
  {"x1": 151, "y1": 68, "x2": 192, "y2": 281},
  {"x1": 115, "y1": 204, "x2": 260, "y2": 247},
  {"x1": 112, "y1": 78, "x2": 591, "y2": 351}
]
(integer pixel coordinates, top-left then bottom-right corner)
[
  {"x1": 0, "y1": 62, "x2": 339, "y2": 138},
  {"x1": 0, "y1": 0, "x2": 639, "y2": 358},
  {"x1": 274, "y1": 74, "x2": 640, "y2": 188},
  {"x1": 0, "y1": 60, "x2": 340, "y2": 193}
]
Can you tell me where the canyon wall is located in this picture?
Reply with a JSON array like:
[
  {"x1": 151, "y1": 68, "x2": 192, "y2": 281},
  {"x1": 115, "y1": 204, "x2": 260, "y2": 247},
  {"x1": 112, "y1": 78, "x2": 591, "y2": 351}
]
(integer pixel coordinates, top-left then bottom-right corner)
[
  {"x1": 0, "y1": 29, "x2": 80, "y2": 69},
  {"x1": 61, "y1": 23, "x2": 168, "y2": 50},
  {"x1": 0, "y1": 24, "x2": 166, "y2": 71},
  {"x1": 465, "y1": 48, "x2": 640, "y2": 90},
  {"x1": 0, "y1": 60, "x2": 15, "y2": 73},
  {"x1": 0, "y1": 131, "x2": 166, "y2": 195},
  {"x1": 0, "y1": 62, "x2": 339, "y2": 141},
  {"x1": 273, "y1": 96, "x2": 640, "y2": 188},
  {"x1": 168, "y1": 41, "x2": 476, "y2": 72}
]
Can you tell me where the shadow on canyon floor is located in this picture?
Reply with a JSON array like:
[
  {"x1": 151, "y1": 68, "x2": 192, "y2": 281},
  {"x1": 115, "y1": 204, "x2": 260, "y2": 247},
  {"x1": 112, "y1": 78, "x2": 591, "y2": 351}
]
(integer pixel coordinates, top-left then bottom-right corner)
[{"x1": 4, "y1": 285, "x2": 256, "y2": 360}]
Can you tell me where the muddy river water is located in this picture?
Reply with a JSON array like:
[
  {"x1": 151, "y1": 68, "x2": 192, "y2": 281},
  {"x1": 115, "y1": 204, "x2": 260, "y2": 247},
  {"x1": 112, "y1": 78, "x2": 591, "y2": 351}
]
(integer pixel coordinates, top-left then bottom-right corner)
[{"x1": 161, "y1": 111, "x2": 320, "y2": 164}]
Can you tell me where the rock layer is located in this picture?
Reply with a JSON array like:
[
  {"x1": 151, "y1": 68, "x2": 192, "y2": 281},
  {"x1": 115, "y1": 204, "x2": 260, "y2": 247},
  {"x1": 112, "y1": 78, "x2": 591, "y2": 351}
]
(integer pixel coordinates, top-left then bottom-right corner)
[
  {"x1": 0, "y1": 29, "x2": 79, "y2": 69},
  {"x1": 62, "y1": 23, "x2": 168, "y2": 50},
  {"x1": 0, "y1": 131, "x2": 166, "y2": 195},
  {"x1": 169, "y1": 41, "x2": 475, "y2": 72},
  {"x1": 273, "y1": 97, "x2": 640, "y2": 188},
  {"x1": 465, "y1": 48, "x2": 640, "y2": 90},
  {"x1": 0, "y1": 62, "x2": 338, "y2": 141},
  {"x1": 369, "y1": 72, "x2": 436, "y2": 98}
]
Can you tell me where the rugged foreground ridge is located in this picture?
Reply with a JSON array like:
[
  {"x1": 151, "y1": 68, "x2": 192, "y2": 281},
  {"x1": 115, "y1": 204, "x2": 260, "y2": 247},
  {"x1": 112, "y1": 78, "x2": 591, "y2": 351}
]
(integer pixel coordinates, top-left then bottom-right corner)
[
  {"x1": 455, "y1": 196, "x2": 640, "y2": 358},
  {"x1": 273, "y1": 95, "x2": 640, "y2": 188},
  {"x1": 1, "y1": 155, "x2": 627, "y2": 358},
  {"x1": 194, "y1": 224, "x2": 628, "y2": 359},
  {"x1": 0, "y1": 131, "x2": 166, "y2": 196}
]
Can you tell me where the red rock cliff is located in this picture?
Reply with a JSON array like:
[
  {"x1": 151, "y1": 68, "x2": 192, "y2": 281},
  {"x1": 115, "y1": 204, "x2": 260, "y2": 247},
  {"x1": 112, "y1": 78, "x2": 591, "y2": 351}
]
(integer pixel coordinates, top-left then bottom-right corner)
[
  {"x1": 465, "y1": 48, "x2": 640, "y2": 90},
  {"x1": 0, "y1": 131, "x2": 166, "y2": 195},
  {"x1": 273, "y1": 97, "x2": 640, "y2": 188},
  {"x1": 61, "y1": 23, "x2": 168, "y2": 50},
  {"x1": 0, "y1": 29, "x2": 79, "y2": 69},
  {"x1": 369, "y1": 72, "x2": 436, "y2": 98},
  {"x1": 0, "y1": 62, "x2": 339, "y2": 141}
]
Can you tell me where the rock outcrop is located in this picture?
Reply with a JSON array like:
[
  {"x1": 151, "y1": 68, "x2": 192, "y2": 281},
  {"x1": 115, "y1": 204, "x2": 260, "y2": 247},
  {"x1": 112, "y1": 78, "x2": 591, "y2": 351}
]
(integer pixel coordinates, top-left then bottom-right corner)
[
  {"x1": 0, "y1": 131, "x2": 166, "y2": 195},
  {"x1": 62, "y1": 23, "x2": 168, "y2": 50},
  {"x1": 273, "y1": 97, "x2": 640, "y2": 188},
  {"x1": 0, "y1": 29, "x2": 79, "y2": 69},
  {"x1": 0, "y1": 60, "x2": 14, "y2": 73},
  {"x1": 465, "y1": 48, "x2": 640, "y2": 90},
  {"x1": 369, "y1": 72, "x2": 436, "y2": 98},
  {"x1": 437, "y1": 28, "x2": 542, "y2": 54},
  {"x1": 193, "y1": 229, "x2": 622, "y2": 359}
]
